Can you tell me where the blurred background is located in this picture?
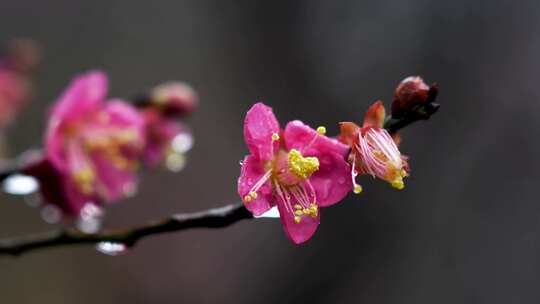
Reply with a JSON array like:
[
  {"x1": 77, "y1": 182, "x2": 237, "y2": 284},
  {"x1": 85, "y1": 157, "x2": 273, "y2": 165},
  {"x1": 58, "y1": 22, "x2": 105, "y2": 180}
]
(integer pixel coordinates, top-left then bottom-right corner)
[{"x1": 0, "y1": 0, "x2": 539, "y2": 303}]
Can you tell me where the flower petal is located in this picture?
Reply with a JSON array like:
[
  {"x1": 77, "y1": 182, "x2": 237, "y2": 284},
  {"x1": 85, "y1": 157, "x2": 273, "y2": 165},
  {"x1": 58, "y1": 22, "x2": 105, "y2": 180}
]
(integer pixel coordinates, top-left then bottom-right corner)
[
  {"x1": 243, "y1": 102, "x2": 280, "y2": 161},
  {"x1": 45, "y1": 71, "x2": 108, "y2": 170},
  {"x1": 90, "y1": 152, "x2": 138, "y2": 202},
  {"x1": 283, "y1": 120, "x2": 349, "y2": 156},
  {"x1": 276, "y1": 194, "x2": 319, "y2": 244},
  {"x1": 238, "y1": 155, "x2": 273, "y2": 216},
  {"x1": 309, "y1": 152, "x2": 352, "y2": 207},
  {"x1": 362, "y1": 100, "x2": 386, "y2": 128}
]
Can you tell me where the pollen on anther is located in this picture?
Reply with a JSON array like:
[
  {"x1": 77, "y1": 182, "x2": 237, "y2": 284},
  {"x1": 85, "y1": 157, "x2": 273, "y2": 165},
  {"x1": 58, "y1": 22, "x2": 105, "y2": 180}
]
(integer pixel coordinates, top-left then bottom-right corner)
[
  {"x1": 353, "y1": 184, "x2": 363, "y2": 194},
  {"x1": 271, "y1": 133, "x2": 280, "y2": 141},
  {"x1": 294, "y1": 216, "x2": 302, "y2": 224},
  {"x1": 249, "y1": 191, "x2": 258, "y2": 199},
  {"x1": 294, "y1": 204, "x2": 302, "y2": 210},
  {"x1": 244, "y1": 195, "x2": 252, "y2": 202},
  {"x1": 316, "y1": 126, "x2": 326, "y2": 135}
]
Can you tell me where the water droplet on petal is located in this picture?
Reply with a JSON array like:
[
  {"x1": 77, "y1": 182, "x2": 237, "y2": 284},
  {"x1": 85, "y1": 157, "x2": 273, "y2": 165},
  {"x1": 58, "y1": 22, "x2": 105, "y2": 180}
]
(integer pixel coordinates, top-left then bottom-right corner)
[
  {"x1": 2, "y1": 174, "x2": 39, "y2": 195},
  {"x1": 171, "y1": 133, "x2": 193, "y2": 154},
  {"x1": 76, "y1": 203, "x2": 104, "y2": 233},
  {"x1": 96, "y1": 241, "x2": 128, "y2": 256},
  {"x1": 41, "y1": 204, "x2": 62, "y2": 224},
  {"x1": 166, "y1": 153, "x2": 186, "y2": 172},
  {"x1": 254, "y1": 206, "x2": 280, "y2": 219}
]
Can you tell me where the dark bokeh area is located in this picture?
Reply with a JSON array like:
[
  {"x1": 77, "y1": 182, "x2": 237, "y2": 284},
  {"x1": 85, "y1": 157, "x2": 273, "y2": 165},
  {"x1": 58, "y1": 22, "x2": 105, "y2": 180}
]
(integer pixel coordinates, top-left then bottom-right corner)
[{"x1": 1, "y1": 1, "x2": 539, "y2": 303}]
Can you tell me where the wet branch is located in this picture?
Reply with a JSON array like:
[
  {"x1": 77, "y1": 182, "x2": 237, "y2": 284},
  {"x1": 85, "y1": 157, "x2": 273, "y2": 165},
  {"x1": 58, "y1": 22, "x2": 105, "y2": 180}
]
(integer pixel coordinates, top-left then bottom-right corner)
[
  {"x1": 0, "y1": 203, "x2": 252, "y2": 256},
  {"x1": 0, "y1": 107, "x2": 438, "y2": 257}
]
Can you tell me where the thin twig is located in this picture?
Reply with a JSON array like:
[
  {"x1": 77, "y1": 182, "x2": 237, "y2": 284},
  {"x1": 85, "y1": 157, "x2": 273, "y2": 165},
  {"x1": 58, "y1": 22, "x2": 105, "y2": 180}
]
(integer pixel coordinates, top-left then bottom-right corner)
[{"x1": 0, "y1": 203, "x2": 252, "y2": 256}]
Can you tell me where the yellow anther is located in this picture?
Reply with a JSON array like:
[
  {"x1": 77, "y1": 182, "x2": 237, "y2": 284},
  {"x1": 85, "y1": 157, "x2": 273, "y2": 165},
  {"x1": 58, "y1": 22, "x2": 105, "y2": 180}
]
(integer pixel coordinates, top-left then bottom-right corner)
[
  {"x1": 288, "y1": 149, "x2": 320, "y2": 179},
  {"x1": 294, "y1": 216, "x2": 302, "y2": 224},
  {"x1": 316, "y1": 126, "x2": 326, "y2": 135},
  {"x1": 271, "y1": 133, "x2": 280, "y2": 141},
  {"x1": 244, "y1": 195, "x2": 252, "y2": 202},
  {"x1": 249, "y1": 191, "x2": 258, "y2": 199},
  {"x1": 303, "y1": 208, "x2": 310, "y2": 215},
  {"x1": 391, "y1": 178, "x2": 404, "y2": 190},
  {"x1": 295, "y1": 210, "x2": 304, "y2": 216},
  {"x1": 309, "y1": 204, "x2": 318, "y2": 217},
  {"x1": 72, "y1": 167, "x2": 96, "y2": 194},
  {"x1": 400, "y1": 169, "x2": 408, "y2": 177},
  {"x1": 353, "y1": 184, "x2": 363, "y2": 194},
  {"x1": 294, "y1": 204, "x2": 303, "y2": 210}
]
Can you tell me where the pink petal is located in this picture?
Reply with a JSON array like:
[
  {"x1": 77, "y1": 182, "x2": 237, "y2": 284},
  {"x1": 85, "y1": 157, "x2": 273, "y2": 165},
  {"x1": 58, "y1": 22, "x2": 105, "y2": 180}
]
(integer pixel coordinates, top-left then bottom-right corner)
[
  {"x1": 45, "y1": 71, "x2": 108, "y2": 170},
  {"x1": 243, "y1": 102, "x2": 280, "y2": 161},
  {"x1": 276, "y1": 195, "x2": 319, "y2": 244},
  {"x1": 308, "y1": 152, "x2": 352, "y2": 207},
  {"x1": 237, "y1": 155, "x2": 274, "y2": 216},
  {"x1": 49, "y1": 70, "x2": 107, "y2": 124},
  {"x1": 90, "y1": 152, "x2": 138, "y2": 202},
  {"x1": 283, "y1": 120, "x2": 349, "y2": 156}
]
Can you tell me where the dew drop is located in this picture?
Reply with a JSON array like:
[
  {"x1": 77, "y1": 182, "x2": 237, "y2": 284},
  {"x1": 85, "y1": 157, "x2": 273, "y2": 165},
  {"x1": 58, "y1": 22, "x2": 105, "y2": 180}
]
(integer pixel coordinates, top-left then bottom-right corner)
[
  {"x1": 76, "y1": 203, "x2": 104, "y2": 233},
  {"x1": 41, "y1": 204, "x2": 62, "y2": 224},
  {"x1": 95, "y1": 241, "x2": 128, "y2": 256},
  {"x1": 2, "y1": 174, "x2": 39, "y2": 195},
  {"x1": 171, "y1": 133, "x2": 193, "y2": 154}
]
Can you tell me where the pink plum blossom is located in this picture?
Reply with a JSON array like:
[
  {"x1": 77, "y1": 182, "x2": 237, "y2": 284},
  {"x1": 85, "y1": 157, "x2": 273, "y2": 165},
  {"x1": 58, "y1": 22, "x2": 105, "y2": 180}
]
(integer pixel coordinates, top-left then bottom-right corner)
[
  {"x1": 339, "y1": 101, "x2": 409, "y2": 192},
  {"x1": 42, "y1": 70, "x2": 145, "y2": 216},
  {"x1": 238, "y1": 102, "x2": 351, "y2": 244}
]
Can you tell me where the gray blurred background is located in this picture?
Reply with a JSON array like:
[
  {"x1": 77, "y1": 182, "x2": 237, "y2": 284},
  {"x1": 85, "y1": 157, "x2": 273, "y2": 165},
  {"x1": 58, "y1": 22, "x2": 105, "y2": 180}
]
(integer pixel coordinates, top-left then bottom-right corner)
[{"x1": 0, "y1": 0, "x2": 539, "y2": 303}]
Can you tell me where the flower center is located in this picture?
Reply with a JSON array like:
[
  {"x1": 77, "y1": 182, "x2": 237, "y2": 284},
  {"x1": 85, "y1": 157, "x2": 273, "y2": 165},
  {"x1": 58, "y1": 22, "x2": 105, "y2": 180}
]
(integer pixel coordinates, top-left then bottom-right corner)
[{"x1": 287, "y1": 149, "x2": 319, "y2": 180}]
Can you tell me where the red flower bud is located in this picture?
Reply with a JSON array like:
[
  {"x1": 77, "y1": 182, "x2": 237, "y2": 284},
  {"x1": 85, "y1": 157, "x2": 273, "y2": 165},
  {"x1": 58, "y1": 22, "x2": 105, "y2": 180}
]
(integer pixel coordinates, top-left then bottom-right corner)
[
  {"x1": 391, "y1": 76, "x2": 438, "y2": 118},
  {"x1": 150, "y1": 82, "x2": 198, "y2": 117}
]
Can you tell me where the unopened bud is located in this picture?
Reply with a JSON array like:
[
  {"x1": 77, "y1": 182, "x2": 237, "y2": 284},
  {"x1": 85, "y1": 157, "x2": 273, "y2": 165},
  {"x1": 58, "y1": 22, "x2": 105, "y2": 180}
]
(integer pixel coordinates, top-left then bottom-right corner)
[
  {"x1": 150, "y1": 82, "x2": 198, "y2": 116},
  {"x1": 391, "y1": 76, "x2": 438, "y2": 118}
]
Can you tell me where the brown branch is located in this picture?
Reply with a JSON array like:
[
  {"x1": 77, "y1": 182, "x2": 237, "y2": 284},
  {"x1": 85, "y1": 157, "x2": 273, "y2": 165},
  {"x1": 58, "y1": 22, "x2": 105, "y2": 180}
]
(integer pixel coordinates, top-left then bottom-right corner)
[
  {"x1": 0, "y1": 202, "x2": 252, "y2": 256},
  {"x1": 0, "y1": 101, "x2": 439, "y2": 257}
]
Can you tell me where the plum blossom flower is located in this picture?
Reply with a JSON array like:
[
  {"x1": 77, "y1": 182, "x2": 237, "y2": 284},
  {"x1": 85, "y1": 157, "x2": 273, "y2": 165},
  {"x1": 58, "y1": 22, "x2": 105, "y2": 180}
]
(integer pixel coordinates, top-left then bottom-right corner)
[
  {"x1": 42, "y1": 71, "x2": 145, "y2": 216},
  {"x1": 141, "y1": 108, "x2": 193, "y2": 170},
  {"x1": 238, "y1": 102, "x2": 351, "y2": 244},
  {"x1": 339, "y1": 101, "x2": 408, "y2": 192}
]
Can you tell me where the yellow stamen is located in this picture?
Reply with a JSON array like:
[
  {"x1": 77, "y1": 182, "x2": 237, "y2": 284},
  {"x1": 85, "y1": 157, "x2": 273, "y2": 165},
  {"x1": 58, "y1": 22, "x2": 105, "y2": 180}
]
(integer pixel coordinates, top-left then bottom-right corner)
[
  {"x1": 391, "y1": 178, "x2": 404, "y2": 190},
  {"x1": 249, "y1": 191, "x2": 258, "y2": 199},
  {"x1": 244, "y1": 195, "x2": 252, "y2": 202},
  {"x1": 288, "y1": 149, "x2": 319, "y2": 179},
  {"x1": 294, "y1": 204, "x2": 302, "y2": 210},
  {"x1": 294, "y1": 216, "x2": 302, "y2": 224},
  {"x1": 353, "y1": 184, "x2": 363, "y2": 194},
  {"x1": 295, "y1": 210, "x2": 303, "y2": 216},
  {"x1": 316, "y1": 126, "x2": 326, "y2": 135},
  {"x1": 271, "y1": 133, "x2": 280, "y2": 141}
]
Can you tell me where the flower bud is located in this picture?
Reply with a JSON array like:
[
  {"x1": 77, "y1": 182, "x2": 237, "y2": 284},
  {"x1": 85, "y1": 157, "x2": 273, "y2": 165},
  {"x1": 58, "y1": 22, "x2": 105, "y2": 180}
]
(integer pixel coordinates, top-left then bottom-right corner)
[
  {"x1": 391, "y1": 76, "x2": 438, "y2": 118},
  {"x1": 150, "y1": 82, "x2": 198, "y2": 116}
]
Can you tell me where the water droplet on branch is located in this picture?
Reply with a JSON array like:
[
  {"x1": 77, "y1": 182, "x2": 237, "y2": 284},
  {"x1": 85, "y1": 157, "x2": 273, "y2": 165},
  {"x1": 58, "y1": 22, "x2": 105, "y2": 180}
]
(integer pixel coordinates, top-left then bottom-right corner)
[
  {"x1": 2, "y1": 174, "x2": 39, "y2": 195},
  {"x1": 95, "y1": 242, "x2": 128, "y2": 256}
]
